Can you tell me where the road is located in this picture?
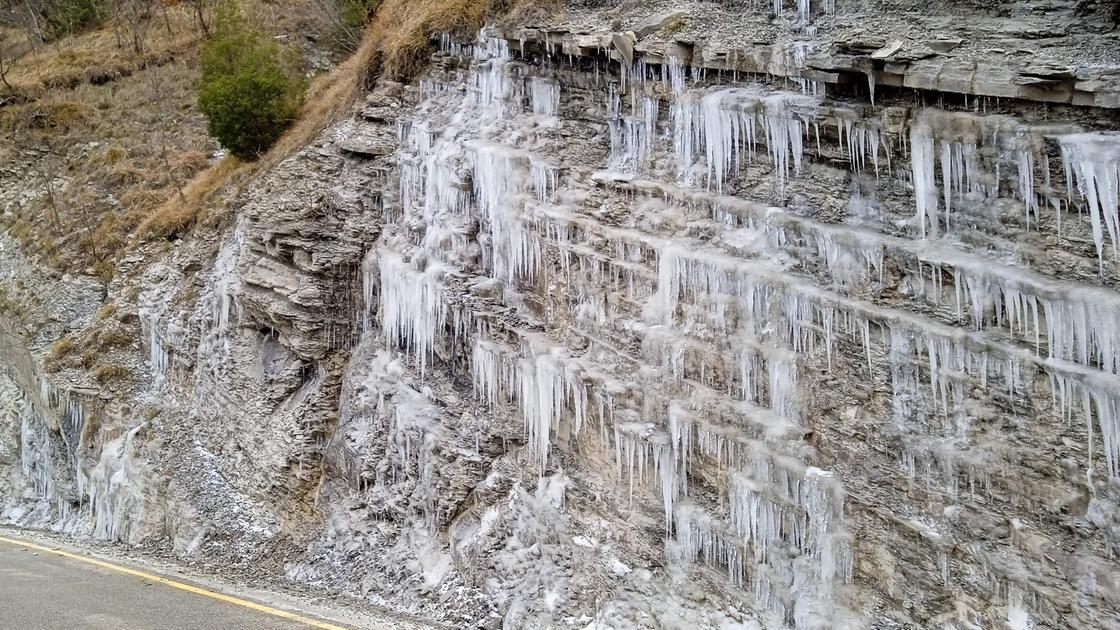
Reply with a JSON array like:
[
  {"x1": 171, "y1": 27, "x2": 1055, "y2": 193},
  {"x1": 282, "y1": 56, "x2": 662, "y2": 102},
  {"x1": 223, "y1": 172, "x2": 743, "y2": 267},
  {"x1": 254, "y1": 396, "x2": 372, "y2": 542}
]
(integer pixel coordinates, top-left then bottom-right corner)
[{"x1": 0, "y1": 534, "x2": 349, "y2": 630}]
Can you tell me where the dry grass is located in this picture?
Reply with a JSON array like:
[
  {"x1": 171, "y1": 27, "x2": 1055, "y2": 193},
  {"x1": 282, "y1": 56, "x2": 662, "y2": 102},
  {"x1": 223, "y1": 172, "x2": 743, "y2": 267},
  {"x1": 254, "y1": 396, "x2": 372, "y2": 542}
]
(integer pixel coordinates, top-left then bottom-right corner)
[
  {"x1": 3, "y1": 9, "x2": 202, "y2": 95},
  {"x1": 169, "y1": 150, "x2": 211, "y2": 178},
  {"x1": 373, "y1": 0, "x2": 488, "y2": 80},
  {"x1": 95, "y1": 303, "x2": 119, "y2": 321},
  {"x1": 0, "y1": 1, "x2": 325, "y2": 275},
  {"x1": 5, "y1": 0, "x2": 564, "y2": 278},
  {"x1": 0, "y1": 287, "x2": 24, "y2": 319},
  {"x1": 371, "y1": 0, "x2": 562, "y2": 80},
  {"x1": 91, "y1": 326, "x2": 134, "y2": 351},
  {"x1": 0, "y1": 98, "x2": 89, "y2": 131},
  {"x1": 264, "y1": 20, "x2": 381, "y2": 162},
  {"x1": 137, "y1": 14, "x2": 384, "y2": 239},
  {"x1": 44, "y1": 336, "x2": 77, "y2": 371},
  {"x1": 92, "y1": 363, "x2": 130, "y2": 383},
  {"x1": 136, "y1": 153, "x2": 244, "y2": 238},
  {"x1": 2, "y1": 36, "x2": 211, "y2": 277},
  {"x1": 119, "y1": 188, "x2": 173, "y2": 214},
  {"x1": 134, "y1": 0, "x2": 559, "y2": 239}
]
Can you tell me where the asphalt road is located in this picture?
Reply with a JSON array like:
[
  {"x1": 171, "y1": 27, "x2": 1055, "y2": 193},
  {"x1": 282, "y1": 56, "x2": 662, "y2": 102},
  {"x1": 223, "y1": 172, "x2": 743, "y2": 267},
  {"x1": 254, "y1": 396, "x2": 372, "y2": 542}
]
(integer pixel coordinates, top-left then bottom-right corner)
[{"x1": 0, "y1": 537, "x2": 342, "y2": 630}]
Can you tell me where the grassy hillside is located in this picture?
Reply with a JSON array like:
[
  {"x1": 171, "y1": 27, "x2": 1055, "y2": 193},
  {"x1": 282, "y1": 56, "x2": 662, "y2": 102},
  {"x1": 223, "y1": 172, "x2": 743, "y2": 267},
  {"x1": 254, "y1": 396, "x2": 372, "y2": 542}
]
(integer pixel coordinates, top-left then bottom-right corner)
[{"x1": 0, "y1": 0, "x2": 554, "y2": 296}]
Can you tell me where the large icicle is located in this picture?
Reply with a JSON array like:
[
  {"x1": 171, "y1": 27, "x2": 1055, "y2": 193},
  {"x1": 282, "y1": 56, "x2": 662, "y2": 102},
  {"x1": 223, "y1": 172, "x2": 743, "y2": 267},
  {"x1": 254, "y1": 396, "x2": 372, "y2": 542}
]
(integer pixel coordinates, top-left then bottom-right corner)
[
  {"x1": 529, "y1": 77, "x2": 560, "y2": 116},
  {"x1": 1061, "y1": 132, "x2": 1120, "y2": 269},
  {"x1": 379, "y1": 252, "x2": 446, "y2": 375},
  {"x1": 471, "y1": 141, "x2": 541, "y2": 282},
  {"x1": 673, "y1": 87, "x2": 819, "y2": 191},
  {"x1": 910, "y1": 120, "x2": 939, "y2": 238},
  {"x1": 517, "y1": 337, "x2": 587, "y2": 474}
]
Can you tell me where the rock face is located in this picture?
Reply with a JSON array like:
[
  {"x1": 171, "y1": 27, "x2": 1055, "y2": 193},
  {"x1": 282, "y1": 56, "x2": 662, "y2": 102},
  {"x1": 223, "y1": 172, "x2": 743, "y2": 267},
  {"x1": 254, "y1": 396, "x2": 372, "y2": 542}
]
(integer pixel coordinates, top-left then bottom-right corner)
[{"x1": 4, "y1": 1, "x2": 1120, "y2": 629}]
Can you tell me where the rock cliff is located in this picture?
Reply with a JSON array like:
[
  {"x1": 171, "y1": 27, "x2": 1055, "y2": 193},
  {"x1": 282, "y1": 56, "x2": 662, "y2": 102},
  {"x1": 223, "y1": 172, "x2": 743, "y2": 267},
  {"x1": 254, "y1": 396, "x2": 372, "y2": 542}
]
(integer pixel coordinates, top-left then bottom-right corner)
[{"x1": 4, "y1": 1, "x2": 1120, "y2": 628}]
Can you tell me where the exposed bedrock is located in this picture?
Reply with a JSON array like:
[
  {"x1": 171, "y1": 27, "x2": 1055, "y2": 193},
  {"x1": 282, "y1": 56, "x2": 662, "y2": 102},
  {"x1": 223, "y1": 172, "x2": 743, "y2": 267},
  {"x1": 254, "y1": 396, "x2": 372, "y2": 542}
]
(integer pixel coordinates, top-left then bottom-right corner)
[{"x1": 4, "y1": 1, "x2": 1120, "y2": 628}]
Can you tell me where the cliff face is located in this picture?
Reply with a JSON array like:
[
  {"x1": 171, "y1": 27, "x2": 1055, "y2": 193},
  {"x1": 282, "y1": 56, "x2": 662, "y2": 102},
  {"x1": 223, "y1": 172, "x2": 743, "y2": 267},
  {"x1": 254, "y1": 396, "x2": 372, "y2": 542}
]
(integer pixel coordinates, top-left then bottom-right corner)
[{"x1": 4, "y1": 1, "x2": 1120, "y2": 628}]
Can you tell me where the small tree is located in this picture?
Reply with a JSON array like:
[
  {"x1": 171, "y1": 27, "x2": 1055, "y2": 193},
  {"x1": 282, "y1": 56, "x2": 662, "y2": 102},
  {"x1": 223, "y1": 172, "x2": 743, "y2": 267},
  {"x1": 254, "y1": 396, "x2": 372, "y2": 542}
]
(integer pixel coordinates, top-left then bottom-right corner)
[
  {"x1": 105, "y1": 0, "x2": 155, "y2": 53},
  {"x1": 185, "y1": 0, "x2": 209, "y2": 35},
  {"x1": 197, "y1": 2, "x2": 304, "y2": 160},
  {"x1": 0, "y1": 35, "x2": 16, "y2": 94},
  {"x1": 43, "y1": 0, "x2": 99, "y2": 37},
  {"x1": 312, "y1": 0, "x2": 379, "y2": 54}
]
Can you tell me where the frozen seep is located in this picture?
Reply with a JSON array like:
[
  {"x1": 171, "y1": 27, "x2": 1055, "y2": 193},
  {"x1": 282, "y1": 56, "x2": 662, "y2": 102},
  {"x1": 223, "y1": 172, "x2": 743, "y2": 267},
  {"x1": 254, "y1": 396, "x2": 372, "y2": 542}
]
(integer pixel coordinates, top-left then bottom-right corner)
[
  {"x1": 1061, "y1": 132, "x2": 1120, "y2": 269},
  {"x1": 379, "y1": 252, "x2": 446, "y2": 376},
  {"x1": 341, "y1": 26, "x2": 1120, "y2": 628},
  {"x1": 673, "y1": 89, "x2": 818, "y2": 192}
]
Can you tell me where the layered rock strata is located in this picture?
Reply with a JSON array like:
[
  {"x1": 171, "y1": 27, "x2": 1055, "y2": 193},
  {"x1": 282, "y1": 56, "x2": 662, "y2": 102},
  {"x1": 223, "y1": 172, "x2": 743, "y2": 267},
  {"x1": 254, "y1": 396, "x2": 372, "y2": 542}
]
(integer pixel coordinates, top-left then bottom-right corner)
[{"x1": 4, "y1": 2, "x2": 1120, "y2": 629}]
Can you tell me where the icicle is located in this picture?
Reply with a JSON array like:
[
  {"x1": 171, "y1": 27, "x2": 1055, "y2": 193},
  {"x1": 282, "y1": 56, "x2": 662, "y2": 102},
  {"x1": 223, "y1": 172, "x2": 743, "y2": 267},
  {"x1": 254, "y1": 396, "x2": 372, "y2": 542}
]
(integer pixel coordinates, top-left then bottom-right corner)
[
  {"x1": 700, "y1": 90, "x2": 758, "y2": 193},
  {"x1": 529, "y1": 77, "x2": 560, "y2": 115},
  {"x1": 531, "y1": 161, "x2": 558, "y2": 202},
  {"x1": 471, "y1": 338, "x2": 510, "y2": 407},
  {"x1": 517, "y1": 340, "x2": 586, "y2": 474},
  {"x1": 609, "y1": 91, "x2": 659, "y2": 172},
  {"x1": 1060, "y1": 132, "x2": 1120, "y2": 270},
  {"x1": 472, "y1": 142, "x2": 540, "y2": 282},
  {"x1": 910, "y1": 121, "x2": 939, "y2": 238},
  {"x1": 673, "y1": 504, "x2": 744, "y2": 587},
  {"x1": 667, "y1": 55, "x2": 687, "y2": 96},
  {"x1": 473, "y1": 36, "x2": 513, "y2": 110},
  {"x1": 1017, "y1": 148, "x2": 1036, "y2": 229},
  {"x1": 673, "y1": 87, "x2": 818, "y2": 190},
  {"x1": 1007, "y1": 584, "x2": 1033, "y2": 630},
  {"x1": 379, "y1": 252, "x2": 446, "y2": 376},
  {"x1": 761, "y1": 94, "x2": 811, "y2": 188}
]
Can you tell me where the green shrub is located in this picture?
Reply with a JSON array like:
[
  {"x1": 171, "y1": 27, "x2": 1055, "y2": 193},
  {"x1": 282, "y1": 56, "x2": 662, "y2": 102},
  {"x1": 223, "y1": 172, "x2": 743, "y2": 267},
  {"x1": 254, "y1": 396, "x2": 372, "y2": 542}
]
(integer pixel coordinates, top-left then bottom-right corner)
[
  {"x1": 340, "y1": 0, "x2": 380, "y2": 31},
  {"x1": 44, "y1": 0, "x2": 101, "y2": 37},
  {"x1": 197, "y1": 3, "x2": 305, "y2": 160}
]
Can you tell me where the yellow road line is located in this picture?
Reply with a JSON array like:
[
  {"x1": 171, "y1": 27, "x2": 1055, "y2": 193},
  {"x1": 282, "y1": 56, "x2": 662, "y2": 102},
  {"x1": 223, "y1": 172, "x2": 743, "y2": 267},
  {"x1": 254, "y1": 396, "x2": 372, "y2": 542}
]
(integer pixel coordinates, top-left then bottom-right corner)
[{"x1": 0, "y1": 534, "x2": 349, "y2": 630}]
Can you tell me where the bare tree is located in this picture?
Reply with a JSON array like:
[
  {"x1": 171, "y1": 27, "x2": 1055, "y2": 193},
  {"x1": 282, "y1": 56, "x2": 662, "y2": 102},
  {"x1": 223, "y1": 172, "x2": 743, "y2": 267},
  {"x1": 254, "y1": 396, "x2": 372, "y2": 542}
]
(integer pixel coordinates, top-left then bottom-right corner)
[
  {"x1": 185, "y1": 0, "x2": 208, "y2": 36},
  {"x1": 1, "y1": 2, "x2": 26, "y2": 50},
  {"x1": 105, "y1": 0, "x2": 155, "y2": 53},
  {"x1": 310, "y1": 0, "x2": 373, "y2": 54},
  {"x1": 145, "y1": 58, "x2": 185, "y2": 201},
  {"x1": 0, "y1": 41, "x2": 15, "y2": 94},
  {"x1": 16, "y1": 0, "x2": 46, "y2": 43},
  {"x1": 0, "y1": 5, "x2": 32, "y2": 95}
]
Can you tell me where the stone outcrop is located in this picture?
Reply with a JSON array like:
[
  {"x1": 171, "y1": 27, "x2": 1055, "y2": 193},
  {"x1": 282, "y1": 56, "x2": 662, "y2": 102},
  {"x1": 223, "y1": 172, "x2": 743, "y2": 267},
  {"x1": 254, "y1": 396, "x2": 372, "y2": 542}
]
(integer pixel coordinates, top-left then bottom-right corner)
[{"x1": 4, "y1": 1, "x2": 1120, "y2": 629}]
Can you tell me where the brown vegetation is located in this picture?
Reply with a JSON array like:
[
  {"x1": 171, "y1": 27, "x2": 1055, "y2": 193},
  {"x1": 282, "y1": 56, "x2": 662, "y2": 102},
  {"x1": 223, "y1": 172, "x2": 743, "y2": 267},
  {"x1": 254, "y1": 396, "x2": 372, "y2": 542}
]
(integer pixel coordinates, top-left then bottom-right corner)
[
  {"x1": 94, "y1": 303, "x2": 118, "y2": 321},
  {"x1": 92, "y1": 362, "x2": 129, "y2": 383},
  {"x1": 371, "y1": 0, "x2": 559, "y2": 80},
  {"x1": 90, "y1": 326, "x2": 134, "y2": 351},
  {"x1": 0, "y1": 8, "x2": 201, "y2": 95},
  {"x1": 43, "y1": 336, "x2": 76, "y2": 371},
  {"x1": 2, "y1": 0, "x2": 561, "y2": 298},
  {"x1": 0, "y1": 5, "x2": 213, "y2": 283},
  {"x1": 137, "y1": 0, "x2": 560, "y2": 239},
  {"x1": 137, "y1": 5, "x2": 382, "y2": 238}
]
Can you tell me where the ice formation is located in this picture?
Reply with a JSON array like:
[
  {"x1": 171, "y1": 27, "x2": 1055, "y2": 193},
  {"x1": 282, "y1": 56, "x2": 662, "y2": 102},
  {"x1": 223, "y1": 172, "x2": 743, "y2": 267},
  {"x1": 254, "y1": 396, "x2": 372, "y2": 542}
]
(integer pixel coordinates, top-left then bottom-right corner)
[
  {"x1": 352, "y1": 32, "x2": 1120, "y2": 626},
  {"x1": 5, "y1": 377, "x2": 95, "y2": 534},
  {"x1": 379, "y1": 252, "x2": 446, "y2": 375},
  {"x1": 1061, "y1": 132, "x2": 1120, "y2": 268},
  {"x1": 8, "y1": 12, "x2": 1120, "y2": 629},
  {"x1": 355, "y1": 34, "x2": 879, "y2": 625},
  {"x1": 529, "y1": 77, "x2": 560, "y2": 116},
  {"x1": 518, "y1": 339, "x2": 587, "y2": 472},
  {"x1": 673, "y1": 88, "x2": 818, "y2": 191},
  {"x1": 87, "y1": 424, "x2": 150, "y2": 543}
]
